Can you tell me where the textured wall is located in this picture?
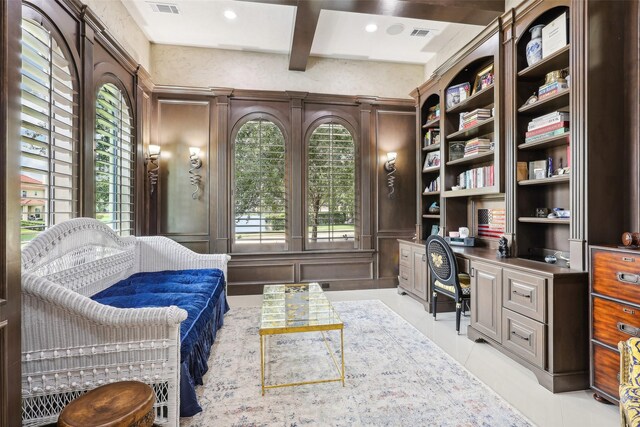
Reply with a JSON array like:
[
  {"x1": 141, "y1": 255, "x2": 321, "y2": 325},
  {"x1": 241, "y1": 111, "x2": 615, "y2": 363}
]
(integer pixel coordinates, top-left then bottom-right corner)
[
  {"x1": 423, "y1": 26, "x2": 485, "y2": 79},
  {"x1": 151, "y1": 44, "x2": 424, "y2": 99},
  {"x1": 82, "y1": 0, "x2": 151, "y2": 71}
]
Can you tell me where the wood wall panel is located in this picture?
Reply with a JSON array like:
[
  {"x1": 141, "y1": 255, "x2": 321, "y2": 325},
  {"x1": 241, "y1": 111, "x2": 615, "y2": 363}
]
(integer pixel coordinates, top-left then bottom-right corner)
[
  {"x1": 228, "y1": 263, "x2": 296, "y2": 285},
  {"x1": 157, "y1": 100, "x2": 211, "y2": 236},
  {"x1": 299, "y1": 261, "x2": 373, "y2": 281}
]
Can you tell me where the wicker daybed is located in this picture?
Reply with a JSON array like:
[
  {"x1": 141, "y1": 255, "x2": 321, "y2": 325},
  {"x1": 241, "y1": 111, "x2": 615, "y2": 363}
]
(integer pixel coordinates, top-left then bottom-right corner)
[{"x1": 20, "y1": 218, "x2": 230, "y2": 426}]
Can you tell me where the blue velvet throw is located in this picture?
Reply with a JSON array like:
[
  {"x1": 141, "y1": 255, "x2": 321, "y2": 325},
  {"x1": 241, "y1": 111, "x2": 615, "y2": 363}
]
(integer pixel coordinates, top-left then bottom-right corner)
[{"x1": 91, "y1": 268, "x2": 230, "y2": 417}]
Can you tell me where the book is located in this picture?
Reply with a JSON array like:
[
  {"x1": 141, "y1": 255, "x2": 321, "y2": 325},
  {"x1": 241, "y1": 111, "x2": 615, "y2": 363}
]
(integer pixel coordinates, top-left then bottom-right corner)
[
  {"x1": 528, "y1": 113, "x2": 570, "y2": 131},
  {"x1": 524, "y1": 127, "x2": 569, "y2": 143},
  {"x1": 538, "y1": 81, "x2": 568, "y2": 96},
  {"x1": 525, "y1": 122, "x2": 569, "y2": 138},
  {"x1": 530, "y1": 111, "x2": 569, "y2": 126},
  {"x1": 538, "y1": 88, "x2": 568, "y2": 100}
]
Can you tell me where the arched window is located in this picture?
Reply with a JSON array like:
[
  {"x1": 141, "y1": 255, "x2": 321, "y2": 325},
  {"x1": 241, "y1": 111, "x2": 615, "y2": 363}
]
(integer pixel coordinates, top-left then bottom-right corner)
[
  {"x1": 306, "y1": 122, "x2": 357, "y2": 249},
  {"x1": 232, "y1": 118, "x2": 286, "y2": 250},
  {"x1": 20, "y1": 17, "x2": 78, "y2": 244},
  {"x1": 95, "y1": 82, "x2": 134, "y2": 236}
]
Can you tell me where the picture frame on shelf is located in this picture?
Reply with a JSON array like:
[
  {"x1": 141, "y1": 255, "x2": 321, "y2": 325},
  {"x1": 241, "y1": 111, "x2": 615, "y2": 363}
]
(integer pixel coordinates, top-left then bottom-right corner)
[
  {"x1": 472, "y1": 64, "x2": 494, "y2": 95},
  {"x1": 445, "y1": 82, "x2": 470, "y2": 110},
  {"x1": 424, "y1": 151, "x2": 441, "y2": 169},
  {"x1": 542, "y1": 11, "x2": 568, "y2": 59}
]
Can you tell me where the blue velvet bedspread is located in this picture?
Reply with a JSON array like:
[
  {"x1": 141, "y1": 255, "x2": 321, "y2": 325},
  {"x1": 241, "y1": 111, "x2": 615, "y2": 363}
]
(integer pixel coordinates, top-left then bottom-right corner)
[{"x1": 91, "y1": 268, "x2": 229, "y2": 417}]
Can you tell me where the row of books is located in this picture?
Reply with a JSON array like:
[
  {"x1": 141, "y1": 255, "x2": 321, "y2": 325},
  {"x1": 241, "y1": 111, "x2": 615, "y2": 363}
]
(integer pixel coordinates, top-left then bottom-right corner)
[
  {"x1": 424, "y1": 129, "x2": 441, "y2": 147},
  {"x1": 424, "y1": 176, "x2": 440, "y2": 193},
  {"x1": 456, "y1": 165, "x2": 495, "y2": 190},
  {"x1": 538, "y1": 80, "x2": 568, "y2": 100},
  {"x1": 460, "y1": 108, "x2": 492, "y2": 130},
  {"x1": 464, "y1": 138, "x2": 493, "y2": 157},
  {"x1": 525, "y1": 111, "x2": 569, "y2": 143}
]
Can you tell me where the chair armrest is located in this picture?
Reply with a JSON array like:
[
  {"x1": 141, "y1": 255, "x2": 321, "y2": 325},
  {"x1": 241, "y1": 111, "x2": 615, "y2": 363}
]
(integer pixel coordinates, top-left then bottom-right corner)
[
  {"x1": 136, "y1": 236, "x2": 230, "y2": 278},
  {"x1": 620, "y1": 340, "x2": 631, "y2": 386},
  {"x1": 22, "y1": 273, "x2": 188, "y2": 326}
]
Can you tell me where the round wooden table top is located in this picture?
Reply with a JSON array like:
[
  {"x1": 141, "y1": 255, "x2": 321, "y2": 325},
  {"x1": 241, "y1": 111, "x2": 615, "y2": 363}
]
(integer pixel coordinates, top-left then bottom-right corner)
[{"x1": 58, "y1": 381, "x2": 155, "y2": 427}]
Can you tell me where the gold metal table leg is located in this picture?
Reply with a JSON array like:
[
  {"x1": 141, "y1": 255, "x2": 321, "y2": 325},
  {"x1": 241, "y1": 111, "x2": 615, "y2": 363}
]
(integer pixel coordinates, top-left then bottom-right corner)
[
  {"x1": 341, "y1": 328, "x2": 345, "y2": 386},
  {"x1": 260, "y1": 334, "x2": 265, "y2": 396}
]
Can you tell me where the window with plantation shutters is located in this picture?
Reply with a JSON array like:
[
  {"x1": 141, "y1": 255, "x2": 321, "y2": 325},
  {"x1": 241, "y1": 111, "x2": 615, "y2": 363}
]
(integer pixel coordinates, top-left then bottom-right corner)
[
  {"x1": 232, "y1": 119, "x2": 287, "y2": 251},
  {"x1": 95, "y1": 83, "x2": 134, "y2": 236},
  {"x1": 306, "y1": 123, "x2": 357, "y2": 249},
  {"x1": 20, "y1": 18, "x2": 78, "y2": 245}
]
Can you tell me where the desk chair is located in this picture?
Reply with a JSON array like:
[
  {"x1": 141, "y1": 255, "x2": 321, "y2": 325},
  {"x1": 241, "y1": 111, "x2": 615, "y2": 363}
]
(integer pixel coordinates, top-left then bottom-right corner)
[{"x1": 426, "y1": 235, "x2": 471, "y2": 334}]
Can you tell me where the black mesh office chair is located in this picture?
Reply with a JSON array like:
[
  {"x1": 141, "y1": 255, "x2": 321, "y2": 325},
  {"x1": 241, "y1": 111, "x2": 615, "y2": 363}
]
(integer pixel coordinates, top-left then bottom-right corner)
[{"x1": 426, "y1": 235, "x2": 471, "y2": 334}]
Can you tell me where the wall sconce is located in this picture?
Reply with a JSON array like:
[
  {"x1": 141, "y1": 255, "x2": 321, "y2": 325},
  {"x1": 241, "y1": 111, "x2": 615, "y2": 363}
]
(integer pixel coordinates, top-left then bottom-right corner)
[
  {"x1": 189, "y1": 147, "x2": 202, "y2": 199},
  {"x1": 384, "y1": 151, "x2": 397, "y2": 198},
  {"x1": 145, "y1": 144, "x2": 161, "y2": 194}
]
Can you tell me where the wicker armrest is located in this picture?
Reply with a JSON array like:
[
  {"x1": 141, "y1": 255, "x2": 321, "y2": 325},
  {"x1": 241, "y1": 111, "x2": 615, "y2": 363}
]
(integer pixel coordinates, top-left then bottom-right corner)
[{"x1": 620, "y1": 340, "x2": 631, "y2": 386}]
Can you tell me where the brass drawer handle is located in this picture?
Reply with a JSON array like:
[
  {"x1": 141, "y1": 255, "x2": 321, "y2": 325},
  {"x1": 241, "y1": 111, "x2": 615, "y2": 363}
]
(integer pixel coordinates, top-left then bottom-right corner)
[
  {"x1": 623, "y1": 257, "x2": 636, "y2": 263},
  {"x1": 401, "y1": 274, "x2": 409, "y2": 280},
  {"x1": 617, "y1": 272, "x2": 640, "y2": 284},
  {"x1": 512, "y1": 290, "x2": 532, "y2": 299},
  {"x1": 617, "y1": 322, "x2": 640, "y2": 337},
  {"x1": 422, "y1": 254, "x2": 426, "y2": 262},
  {"x1": 623, "y1": 307, "x2": 636, "y2": 315},
  {"x1": 511, "y1": 331, "x2": 530, "y2": 341}
]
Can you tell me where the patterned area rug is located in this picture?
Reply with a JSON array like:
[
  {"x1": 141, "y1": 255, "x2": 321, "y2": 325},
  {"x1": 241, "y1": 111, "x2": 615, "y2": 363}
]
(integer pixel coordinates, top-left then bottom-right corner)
[{"x1": 181, "y1": 300, "x2": 532, "y2": 426}]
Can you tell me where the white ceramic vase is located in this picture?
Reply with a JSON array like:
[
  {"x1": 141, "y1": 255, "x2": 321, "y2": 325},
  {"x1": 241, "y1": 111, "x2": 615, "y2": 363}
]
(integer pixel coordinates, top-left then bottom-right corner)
[{"x1": 526, "y1": 25, "x2": 545, "y2": 66}]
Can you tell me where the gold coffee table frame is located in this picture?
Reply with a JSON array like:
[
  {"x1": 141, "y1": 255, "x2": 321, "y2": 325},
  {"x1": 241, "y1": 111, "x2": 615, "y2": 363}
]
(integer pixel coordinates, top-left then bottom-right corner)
[{"x1": 259, "y1": 283, "x2": 345, "y2": 395}]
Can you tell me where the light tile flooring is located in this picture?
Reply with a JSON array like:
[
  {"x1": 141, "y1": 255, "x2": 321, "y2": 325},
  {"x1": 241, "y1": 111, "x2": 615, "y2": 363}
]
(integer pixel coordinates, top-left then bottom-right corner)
[{"x1": 229, "y1": 288, "x2": 619, "y2": 427}]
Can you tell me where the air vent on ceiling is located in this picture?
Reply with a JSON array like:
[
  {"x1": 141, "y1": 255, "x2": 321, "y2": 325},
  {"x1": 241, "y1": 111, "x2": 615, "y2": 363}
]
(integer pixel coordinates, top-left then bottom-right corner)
[
  {"x1": 148, "y1": 2, "x2": 180, "y2": 14},
  {"x1": 410, "y1": 28, "x2": 431, "y2": 37}
]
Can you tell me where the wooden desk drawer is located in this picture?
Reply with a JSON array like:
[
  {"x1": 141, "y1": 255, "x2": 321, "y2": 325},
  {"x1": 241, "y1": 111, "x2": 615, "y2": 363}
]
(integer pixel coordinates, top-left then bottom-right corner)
[
  {"x1": 503, "y1": 269, "x2": 546, "y2": 323},
  {"x1": 399, "y1": 265, "x2": 411, "y2": 288},
  {"x1": 399, "y1": 244, "x2": 411, "y2": 268},
  {"x1": 502, "y1": 308, "x2": 545, "y2": 368},
  {"x1": 592, "y1": 343, "x2": 620, "y2": 401},
  {"x1": 593, "y1": 297, "x2": 640, "y2": 348},
  {"x1": 592, "y1": 249, "x2": 640, "y2": 301}
]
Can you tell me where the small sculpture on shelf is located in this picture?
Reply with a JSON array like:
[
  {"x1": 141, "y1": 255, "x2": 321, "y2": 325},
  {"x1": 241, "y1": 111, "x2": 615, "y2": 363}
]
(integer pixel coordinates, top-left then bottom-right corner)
[
  {"x1": 497, "y1": 236, "x2": 510, "y2": 258},
  {"x1": 428, "y1": 202, "x2": 440, "y2": 214}
]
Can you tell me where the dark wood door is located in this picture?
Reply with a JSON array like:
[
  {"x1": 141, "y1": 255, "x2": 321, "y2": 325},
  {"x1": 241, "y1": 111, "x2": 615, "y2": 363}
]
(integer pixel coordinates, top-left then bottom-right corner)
[
  {"x1": 0, "y1": 1, "x2": 23, "y2": 424},
  {"x1": 470, "y1": 261, "x2": 503, "y2": 343}
]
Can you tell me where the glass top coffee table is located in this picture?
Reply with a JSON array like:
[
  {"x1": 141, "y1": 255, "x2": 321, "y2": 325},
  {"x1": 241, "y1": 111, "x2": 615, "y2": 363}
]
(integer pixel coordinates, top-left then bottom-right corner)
[{"x1": 259, "y1": 283, "x2": 345, "y2": 395}]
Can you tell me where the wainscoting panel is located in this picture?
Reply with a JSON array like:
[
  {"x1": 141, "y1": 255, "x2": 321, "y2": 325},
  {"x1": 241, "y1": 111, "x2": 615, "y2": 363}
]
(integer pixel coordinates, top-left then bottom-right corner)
[
  {"x1": 299, "y1": 260, "x2": 373, "y2": 282},
  {"x1": 228, "y1": 263, "x2": 296, "y2": 285}
]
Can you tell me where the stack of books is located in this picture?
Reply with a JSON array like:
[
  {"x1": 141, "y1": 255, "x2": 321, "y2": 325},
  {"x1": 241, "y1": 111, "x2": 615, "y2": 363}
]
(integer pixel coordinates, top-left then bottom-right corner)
[
  {"x1": 461, "y1": 108, "x2": 492, "y2": 129},
  {"x1": 464, "y1": 138, "x2": 492, "y2": 157},
  {"x1": 424, "y1": 177, "x2": 440, "y2": 193},
  {"x1": 525, "y1": 111, "x2": 569, "y2": 143},
  {"x1": 424, "y1": 129, "x2": 440, "y2": 147},
  {"x1": 538, "y1": 80, "x2": 568, "y2": 100},
  {"x1": 457, "y1": 165, "x2": 494, "y2": 190}
]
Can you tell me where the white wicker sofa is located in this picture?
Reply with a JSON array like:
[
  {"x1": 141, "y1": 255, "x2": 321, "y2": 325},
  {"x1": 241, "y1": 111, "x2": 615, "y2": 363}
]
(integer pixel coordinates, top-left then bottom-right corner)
[{"x1": 21, "y1": 218, "x2": 230, "y2": 426}]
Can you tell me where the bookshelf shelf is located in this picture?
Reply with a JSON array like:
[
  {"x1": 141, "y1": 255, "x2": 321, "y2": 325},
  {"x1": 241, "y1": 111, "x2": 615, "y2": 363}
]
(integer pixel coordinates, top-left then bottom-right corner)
[
  {"x1": 518, "y1": 131, "x2": 570, "y2": 150},
  {"x1": 441, "y1": 186, "x2": 498, "y2": 198},
  {"x1": 518, "y1": 175, "x2": 569, "y2": 186},
  {"x1": 446, "y1": 117, "x2": 495, "y2": 140},
  {"x1": 422, "y1": 143, "x2": 440, "y2": 152},
  {"x1": 518, "y1": 45, "x2": 571, "y2": 79},
  {"x1": 422, "y1": 165, "x2": 440, "y2": 173},
  {"x1": 446, "y1": 150, "x2": 494, "y2": 167},
  {"x1": 518, "y1": 217, "x2": 570, "y2": 224},
  {"x1": 422, "y1": 190, "x2": 441, "y2": 196},
  {"x1": 446, "y1": 84, "x2": 495, "y2": 114},
  {"x1": 422, "y1": 118, "x2": 440, "y2": 129},
  {"x1": 422, "y1": 214, "x2": 440, "y2": 219},
  {"x1": 518, "y1": 90, "x2": 570, "y2": 114}
]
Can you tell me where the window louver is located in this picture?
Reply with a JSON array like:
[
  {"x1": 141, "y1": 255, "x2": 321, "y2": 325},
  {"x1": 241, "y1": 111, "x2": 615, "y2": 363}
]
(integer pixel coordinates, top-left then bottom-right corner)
[
  {"x1": 95, "y1": 83, "x2": 134, "y2": 236},
  {"x1": 233, "y1": 119, "x2": 286, "y2": 247},
  {"x1": 20, "y1": 18, "x2": 78, "y2": 245},
  {"x1": 307, "y1": 123, "x2": 356, "y2": 246}
]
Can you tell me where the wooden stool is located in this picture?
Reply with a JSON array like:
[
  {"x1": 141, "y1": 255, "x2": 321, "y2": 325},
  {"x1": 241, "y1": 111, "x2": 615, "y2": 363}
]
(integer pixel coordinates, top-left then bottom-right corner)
[{"x1": 58, "y1": 381, "x2": 155, "y2": 427}]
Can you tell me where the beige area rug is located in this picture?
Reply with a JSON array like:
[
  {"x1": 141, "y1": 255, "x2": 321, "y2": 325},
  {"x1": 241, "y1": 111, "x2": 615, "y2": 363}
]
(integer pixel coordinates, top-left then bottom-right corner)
[{"x1": 180, "y1": 300, "x2": 532, "y2": 426}]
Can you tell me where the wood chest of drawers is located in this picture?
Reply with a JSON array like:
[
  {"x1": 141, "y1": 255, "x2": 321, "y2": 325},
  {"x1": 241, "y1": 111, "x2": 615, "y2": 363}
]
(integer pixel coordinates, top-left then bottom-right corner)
[{"x1": 590, "y1": 245, "x2": 640, "y2": 403}]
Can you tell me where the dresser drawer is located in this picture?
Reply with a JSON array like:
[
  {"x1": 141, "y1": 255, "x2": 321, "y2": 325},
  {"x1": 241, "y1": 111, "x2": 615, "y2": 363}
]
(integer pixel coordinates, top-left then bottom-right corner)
[
  {"x1": 398, "y1": 265, "x2": 411, "y2": 288},
  {"x1": 592, "y1": 249, "x2": 640, "y2": 301},
  {"x1": 502, "y1": 308, "x2": 545, "y2": 368},
  {"x1": 593, "y1": 297, "x2": 640, "y2": 348},
  {"x1": 592, "y1": 343, "x2": 620, "y2": 401},
  {"x1": 503, "y1": 269, "x2": 546, "y2": 323},
  {"x1": 399, "y1": 244, "x2": 411, "y2": 268}
]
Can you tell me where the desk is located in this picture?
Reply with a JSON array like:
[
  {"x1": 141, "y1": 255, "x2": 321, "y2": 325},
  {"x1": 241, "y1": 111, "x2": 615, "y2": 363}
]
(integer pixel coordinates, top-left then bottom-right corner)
[{"x1": 398, "y1": 239, "x2": 588, "y2": 392}]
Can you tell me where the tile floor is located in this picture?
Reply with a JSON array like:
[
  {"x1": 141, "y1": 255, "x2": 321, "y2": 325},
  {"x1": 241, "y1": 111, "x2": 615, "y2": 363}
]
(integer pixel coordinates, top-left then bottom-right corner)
[{"x1": 229, "y1": 288, "x2": 619, "y2": 427}]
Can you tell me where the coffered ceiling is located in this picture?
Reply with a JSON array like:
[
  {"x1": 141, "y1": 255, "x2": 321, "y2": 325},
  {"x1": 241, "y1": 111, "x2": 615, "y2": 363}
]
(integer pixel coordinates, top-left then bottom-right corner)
[{"x1": 122, "y1": 0, "x2": 501, "y2": 70}]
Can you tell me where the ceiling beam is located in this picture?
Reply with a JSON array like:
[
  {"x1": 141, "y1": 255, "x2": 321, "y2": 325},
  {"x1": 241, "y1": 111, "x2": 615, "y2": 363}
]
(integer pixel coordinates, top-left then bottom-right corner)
[{"x1": 288, "y1": 1, "x2": 322, "y2": 71}]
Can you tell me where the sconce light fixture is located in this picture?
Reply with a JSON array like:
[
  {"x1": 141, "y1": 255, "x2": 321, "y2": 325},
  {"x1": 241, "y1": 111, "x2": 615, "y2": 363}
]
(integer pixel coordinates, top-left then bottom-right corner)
[
  {"x1": 189, "y1": 147, "x2": 202, "y2": 199},
  {"x1": 384, "y1": 151, "x2": 397, "y2": 198},
  {"x1": 145, "y1": 144, "x2": 161, "y2": 194}
]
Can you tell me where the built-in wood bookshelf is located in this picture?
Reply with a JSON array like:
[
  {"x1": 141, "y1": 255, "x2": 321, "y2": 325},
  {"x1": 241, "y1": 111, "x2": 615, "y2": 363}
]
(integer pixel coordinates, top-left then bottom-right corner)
[{"x1": 418, "y1": 89, "x2": 442, "y2": 239}]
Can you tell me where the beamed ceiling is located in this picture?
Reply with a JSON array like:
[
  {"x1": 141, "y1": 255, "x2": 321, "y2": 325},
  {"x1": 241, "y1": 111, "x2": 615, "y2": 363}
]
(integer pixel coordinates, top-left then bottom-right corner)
[{"x1": 123, "y1": 0, "x2": 504, "y2": 71}]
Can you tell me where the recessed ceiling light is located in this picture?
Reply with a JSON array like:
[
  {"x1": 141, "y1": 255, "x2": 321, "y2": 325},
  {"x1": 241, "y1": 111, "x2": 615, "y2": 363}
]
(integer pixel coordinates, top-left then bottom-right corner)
[
  {"x1": 365, "y1": 23, "x2": 378, "y2": 33},
  {"x1": 224, "y1": 9, "x2": 237, "y2": 20}
]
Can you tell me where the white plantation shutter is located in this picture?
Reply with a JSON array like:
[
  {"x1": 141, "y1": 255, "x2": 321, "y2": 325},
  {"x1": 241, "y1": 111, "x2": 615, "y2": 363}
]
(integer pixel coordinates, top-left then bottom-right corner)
[
  {"x1": 307, "y1": 123, "x2": 357, "y2": 248},
  {"x1": 20, "y1": 18, "x2": 78, "y2": 245},
  {"x1": 95, "y1": 83, "x2": 134, "y2": 236},
  {"x1": 233, "y1": 119, "x2": 287, "y2": 250}
]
